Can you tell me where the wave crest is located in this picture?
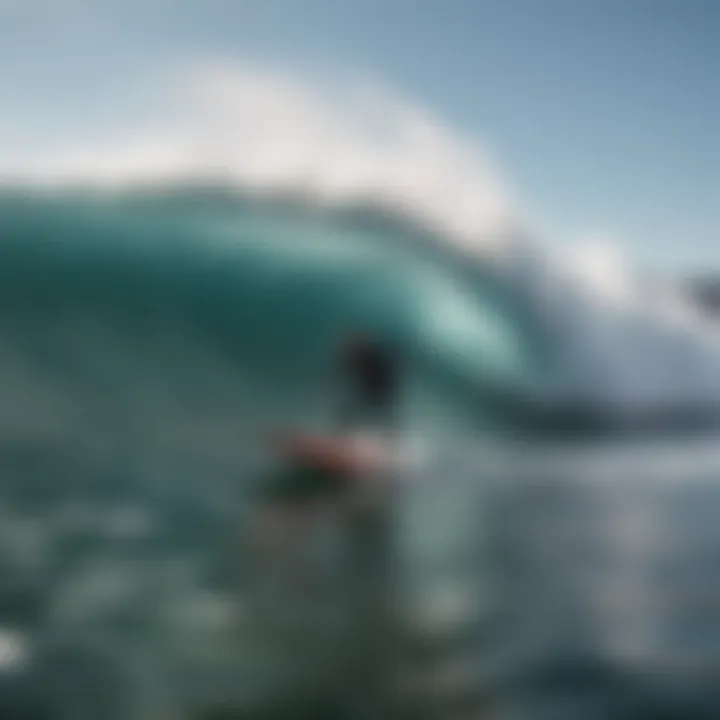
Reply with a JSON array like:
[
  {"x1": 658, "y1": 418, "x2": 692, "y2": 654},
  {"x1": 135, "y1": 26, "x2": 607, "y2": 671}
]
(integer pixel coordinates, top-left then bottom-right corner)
[{"x1": 1, "y1": 61, "x2": 519, "y2": 258}]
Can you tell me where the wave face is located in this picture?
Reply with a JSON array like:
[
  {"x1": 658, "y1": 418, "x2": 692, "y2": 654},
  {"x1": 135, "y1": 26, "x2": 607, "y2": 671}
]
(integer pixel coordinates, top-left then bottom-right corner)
[
  {"x1": 1, "y1": 187, "x2": 720, "y2": 717},
  {"x1": 0, "y1": 188, "x2": 548, "y2": 431},
  {"x1": 3, "y1": 62, "x2": 720, "y2": 718},
  {"x1": 0, "y1": 186, "x2": 550, "y2": 716}
]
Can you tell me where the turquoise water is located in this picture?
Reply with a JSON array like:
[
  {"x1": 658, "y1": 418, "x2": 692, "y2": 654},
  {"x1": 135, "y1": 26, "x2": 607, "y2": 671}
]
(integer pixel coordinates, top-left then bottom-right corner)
[
  {"x1": 0, "y1": 187, "x2": 551, "y2": 717},
  {"x1": 0, "y1": 187, "x2": 718, "y2": 718},
  {"x1": 0, "y1": 189, "x2": 552, "y2": 432}
]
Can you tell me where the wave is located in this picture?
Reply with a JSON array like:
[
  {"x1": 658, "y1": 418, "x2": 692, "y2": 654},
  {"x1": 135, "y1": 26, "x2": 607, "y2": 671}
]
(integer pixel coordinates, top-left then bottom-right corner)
[
  {"x1": 2, "y1": 62, "x2": 519, "y2": 257},
  {"x1": 1, "y1": 63, "x2": 720, "y2": 717},
  {"x1": 0, "y1": 186, "x2": 551, "y2": 436},
  {"x1": 1, "y1": 61, "x2": 719, "y2": 431},
  {"x1": 0, "y1": 183, "x2": 551, "y2": 714}
]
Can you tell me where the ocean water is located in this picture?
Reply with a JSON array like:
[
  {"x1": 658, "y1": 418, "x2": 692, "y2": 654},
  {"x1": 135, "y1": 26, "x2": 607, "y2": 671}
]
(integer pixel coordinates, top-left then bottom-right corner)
[{"x1": 0, "y1": 186, "x2": 719, "y2": 719}]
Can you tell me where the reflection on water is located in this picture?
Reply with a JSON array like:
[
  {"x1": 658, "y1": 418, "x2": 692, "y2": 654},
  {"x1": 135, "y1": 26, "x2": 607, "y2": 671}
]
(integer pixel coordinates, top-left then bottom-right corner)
[
  {"x1": 4, "y1": 431, "x2": 720, "y2": 718},
  {"x1": 485, "y1": 441, "x2": 720, "y2": 720}
]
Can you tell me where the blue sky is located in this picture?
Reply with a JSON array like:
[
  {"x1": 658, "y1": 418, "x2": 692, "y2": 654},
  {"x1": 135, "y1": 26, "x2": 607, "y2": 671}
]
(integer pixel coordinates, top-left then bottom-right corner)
[{"x1": 1, "y1": 0, "x2": 718, "y2": 272}]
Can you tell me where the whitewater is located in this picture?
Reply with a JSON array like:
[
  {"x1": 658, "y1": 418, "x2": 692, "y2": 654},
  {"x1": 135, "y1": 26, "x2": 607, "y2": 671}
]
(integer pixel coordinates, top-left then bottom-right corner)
[{"x1": 1, "y1": 63, "x2": 720, "y2": 718}]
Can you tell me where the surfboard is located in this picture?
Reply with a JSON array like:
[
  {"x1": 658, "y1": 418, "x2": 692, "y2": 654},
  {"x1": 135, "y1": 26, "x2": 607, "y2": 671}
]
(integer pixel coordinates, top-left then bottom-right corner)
[{"x1": 268, "y1": 431, "x2": 393, "y2": 475}]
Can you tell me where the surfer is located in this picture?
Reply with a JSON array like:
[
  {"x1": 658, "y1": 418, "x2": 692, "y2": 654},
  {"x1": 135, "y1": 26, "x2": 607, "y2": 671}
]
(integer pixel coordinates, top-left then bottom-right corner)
[
  {"x1": 335, "y1": 331, "x2": 399, "y2": 435},
  {"x1": 248, "y1": 333, "x2": 403, "y2": 716},
  {"x1": 250, "y1": 331, "x2": 400, "y2": 555}
]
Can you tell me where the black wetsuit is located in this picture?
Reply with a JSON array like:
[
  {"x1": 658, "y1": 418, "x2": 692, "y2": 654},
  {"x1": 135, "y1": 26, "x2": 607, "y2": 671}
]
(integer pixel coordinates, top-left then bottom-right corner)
[
  {"x1": 337, "y1": 341, "x2": 398, "y2": 432},
  {"x1": 257, "y1": 340, "x2": 399, "y2": 504}
]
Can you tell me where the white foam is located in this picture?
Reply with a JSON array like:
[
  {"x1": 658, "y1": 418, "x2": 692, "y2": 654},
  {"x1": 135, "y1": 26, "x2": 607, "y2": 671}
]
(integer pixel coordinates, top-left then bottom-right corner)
[
  {"x1": 2, "y1": 59, "x2": 719, "y2": 406},
  {"x1": 0, "y1": 60, "x2": 517, "y2": 258},
  {"x1": 0, "y1": 628, "x2": 30, "y2": 673}
]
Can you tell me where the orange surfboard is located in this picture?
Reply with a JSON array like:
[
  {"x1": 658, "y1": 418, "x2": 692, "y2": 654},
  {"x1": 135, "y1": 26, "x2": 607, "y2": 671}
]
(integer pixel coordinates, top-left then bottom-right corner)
[{"x1": 269, "y1": 431, "x2": 390, "y2": 474}]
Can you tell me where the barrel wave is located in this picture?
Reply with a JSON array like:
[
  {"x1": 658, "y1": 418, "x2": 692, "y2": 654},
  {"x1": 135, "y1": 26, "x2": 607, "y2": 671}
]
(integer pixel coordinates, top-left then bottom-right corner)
[
  {"x1": 1, "y1": 184, "x2": 719, "y2": 717},
  {"x1": 0, "y1": 186, "x2": 549, "y2": 715},
  {"x1": 2, "y1": 53, "x2": 719, "y2": 718},
  {"x1": 0, "y1": 188, "x2": 548, "y2": 436}
]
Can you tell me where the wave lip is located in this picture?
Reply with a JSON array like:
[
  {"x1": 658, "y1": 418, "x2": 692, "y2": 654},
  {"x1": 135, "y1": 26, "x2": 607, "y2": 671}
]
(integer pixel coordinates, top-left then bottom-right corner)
[
  {"x1": 0, "y1": 62, "x2": 519, "y2": 259},
  {"x1": 3, "y1": 61, "x2": 720, "y2": 423}
]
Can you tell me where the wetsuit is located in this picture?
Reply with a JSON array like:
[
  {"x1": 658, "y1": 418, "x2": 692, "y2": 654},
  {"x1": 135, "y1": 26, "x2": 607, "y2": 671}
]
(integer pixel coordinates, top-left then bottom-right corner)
[
  {"x1": 258, "y1": 339, "x2": 399, "y2": 504},
  {"x1": 336, "y1": 339, "x2": 399, "y2": 433}
]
